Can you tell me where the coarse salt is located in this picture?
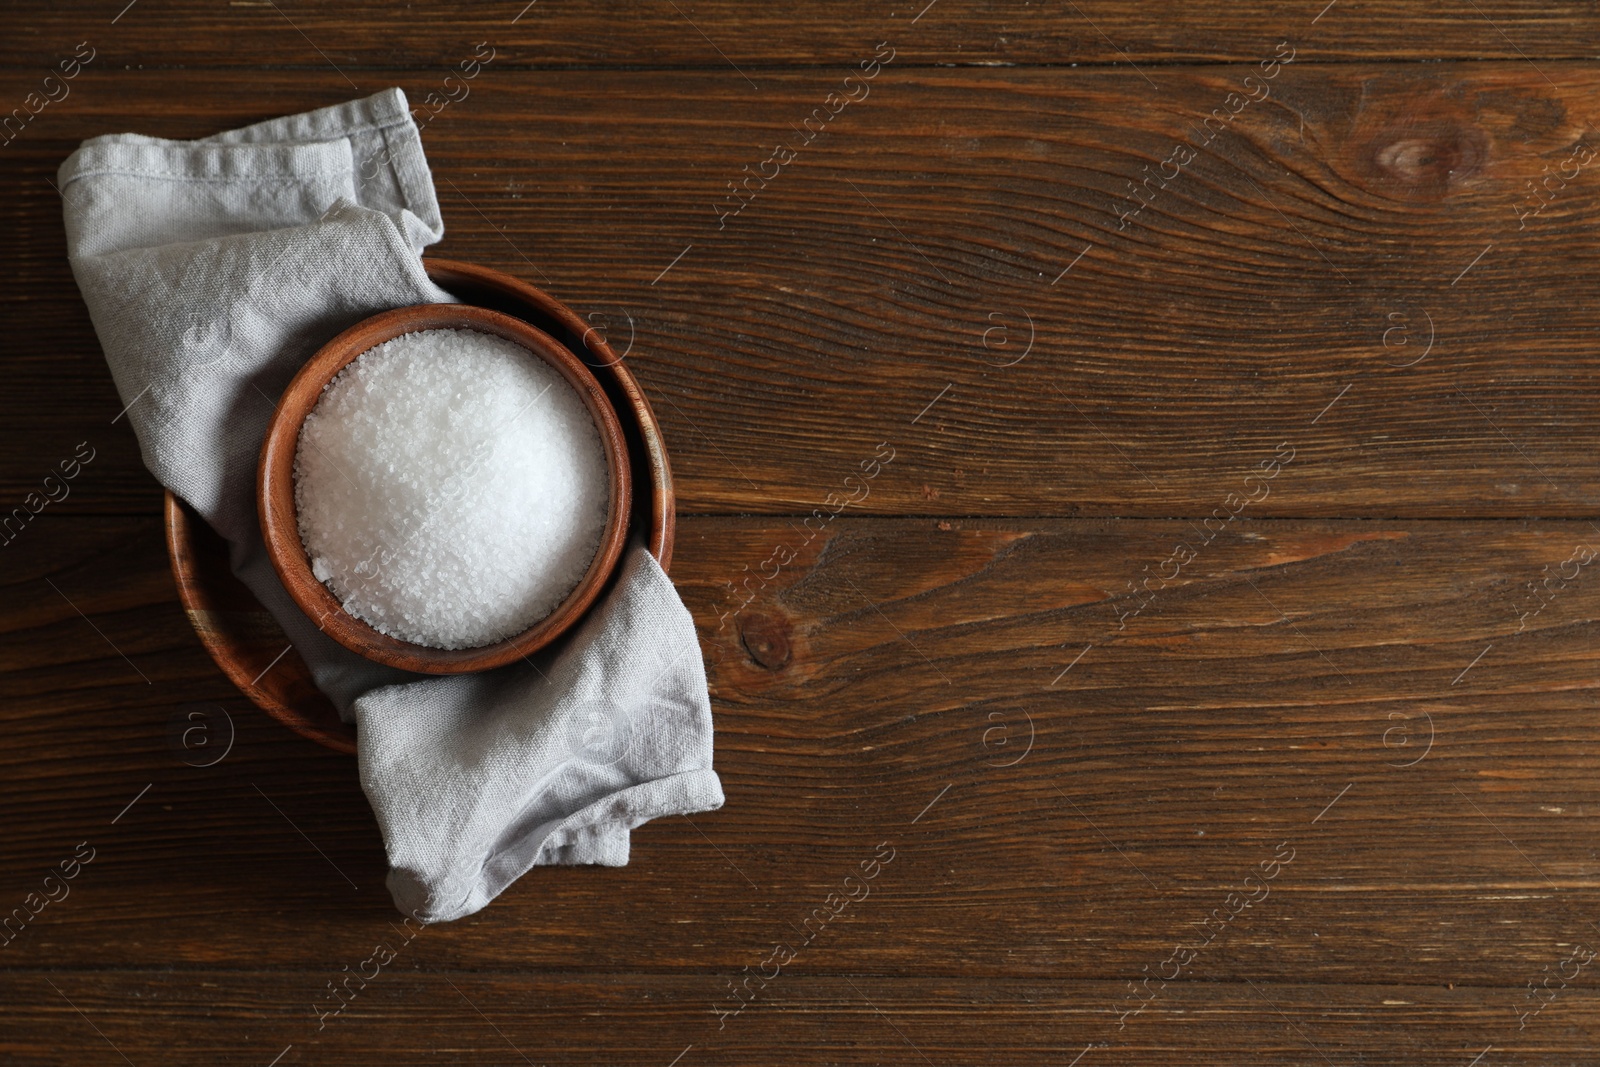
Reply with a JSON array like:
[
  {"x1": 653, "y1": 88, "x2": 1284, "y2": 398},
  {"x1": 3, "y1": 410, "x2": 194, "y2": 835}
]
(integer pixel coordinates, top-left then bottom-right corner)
[{"x1": 293, "y1": 327, "x2": 610, "y2": 650}]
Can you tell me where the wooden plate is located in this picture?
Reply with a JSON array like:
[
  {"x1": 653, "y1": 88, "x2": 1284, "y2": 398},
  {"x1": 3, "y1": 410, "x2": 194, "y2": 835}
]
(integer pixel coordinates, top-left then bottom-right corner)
[{"x1": 164, "y1": 258, "x2": 676, "y2": 753}]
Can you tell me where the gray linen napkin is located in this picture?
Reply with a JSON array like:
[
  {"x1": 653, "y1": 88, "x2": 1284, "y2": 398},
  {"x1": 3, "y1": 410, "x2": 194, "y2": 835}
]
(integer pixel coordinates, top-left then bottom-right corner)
[{"x1": 58, "y1": 88, "x2": 723, "y2": 922}]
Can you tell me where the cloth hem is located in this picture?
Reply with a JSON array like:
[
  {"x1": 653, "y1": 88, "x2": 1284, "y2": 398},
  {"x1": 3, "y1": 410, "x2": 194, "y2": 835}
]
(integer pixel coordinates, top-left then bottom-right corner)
[{"x1": 419, "y1": 766, "x2": 726, "y2": 923}]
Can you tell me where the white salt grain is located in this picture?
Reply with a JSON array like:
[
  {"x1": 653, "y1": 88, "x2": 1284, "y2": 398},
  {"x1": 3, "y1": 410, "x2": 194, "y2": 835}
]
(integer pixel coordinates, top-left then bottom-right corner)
[{"x1": 293, "y1": 328, "x2": 610, "y2": 650}]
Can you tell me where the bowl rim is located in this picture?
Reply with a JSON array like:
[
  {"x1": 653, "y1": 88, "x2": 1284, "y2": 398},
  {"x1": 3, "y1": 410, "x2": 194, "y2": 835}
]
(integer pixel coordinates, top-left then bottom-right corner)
[
  {"x1": 420, "y1": 257, "x2": 675, "y2": 570},
  {"x1": 256, "y1": 303, "x2": 633, "y2": 675}
]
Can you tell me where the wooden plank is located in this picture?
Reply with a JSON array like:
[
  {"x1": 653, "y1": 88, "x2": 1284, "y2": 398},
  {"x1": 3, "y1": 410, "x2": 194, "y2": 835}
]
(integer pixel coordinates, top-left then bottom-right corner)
[
  {"x1": 12, "y1": 4, "x2": 1600, "y2": 1063},
  {"x1": 6, "y1": 66, "x2": 1600, "y2": 516},
  {"x1": 5, "y1": 515, "x2": 1600, "y2": 989},
  {"x1": 2, "y1": 2, "x2": 1599, "y2": 69},
  {"x1": 0, "y1": 971, "x2": 1586, "y2": 1067}
]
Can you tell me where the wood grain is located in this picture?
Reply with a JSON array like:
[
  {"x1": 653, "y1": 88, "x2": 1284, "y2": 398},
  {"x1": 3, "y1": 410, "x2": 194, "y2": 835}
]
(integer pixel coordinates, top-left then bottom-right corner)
[
  {"x1": 7, "y1": 7, "x2": 1600, "y2": 1062},
  {"x1": 2, "y1": 1, "x2": 1599, "y2": 69},
  {"x1": 7, "y1": 66, "x2": 1600, "y2": 516},
  {"x1": 6, "y1": 515, "x2": 1600, "y2": 996},
  {"x1": 1, "y1": 971, "x2": 1589, "y2": 1066}
]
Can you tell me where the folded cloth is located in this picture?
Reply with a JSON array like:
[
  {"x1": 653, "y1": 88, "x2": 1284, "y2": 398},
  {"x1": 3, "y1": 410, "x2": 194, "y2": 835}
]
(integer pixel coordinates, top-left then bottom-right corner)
[{"x1": 58, "y1": 88, "x2": 723, "y2": 922}]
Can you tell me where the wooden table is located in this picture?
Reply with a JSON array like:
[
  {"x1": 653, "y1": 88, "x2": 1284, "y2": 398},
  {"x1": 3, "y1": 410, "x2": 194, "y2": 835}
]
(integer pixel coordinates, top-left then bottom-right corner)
[{"x1": 4, "y1": 3, "x2": 1600, "y2": 1063}]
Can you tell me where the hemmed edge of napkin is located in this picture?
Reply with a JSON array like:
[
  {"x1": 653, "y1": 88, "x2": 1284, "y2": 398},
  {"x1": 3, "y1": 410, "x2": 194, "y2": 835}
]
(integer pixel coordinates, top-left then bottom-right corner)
[
  {"x1": 198, "y1": 86, "x2": 444, "y2": 246},
  {"x1": 395, "y1": 766, "x2": 727, "y2": 923},
  {"x1": 57, "y1": 88, "x2": 444, "y2": 254},
  {"x1": 201, "y1": 85, "x2": 416, "y2": 145}
]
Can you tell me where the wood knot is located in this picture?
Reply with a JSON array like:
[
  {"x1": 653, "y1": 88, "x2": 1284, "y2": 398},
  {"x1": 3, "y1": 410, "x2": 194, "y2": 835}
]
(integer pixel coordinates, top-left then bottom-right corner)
[
  {"x1": 1365, "y1": 125, "x2": 1486, "y2": 198},
  {"x1": 739, "y1": 612, "x2": 792, "y2": 671}
]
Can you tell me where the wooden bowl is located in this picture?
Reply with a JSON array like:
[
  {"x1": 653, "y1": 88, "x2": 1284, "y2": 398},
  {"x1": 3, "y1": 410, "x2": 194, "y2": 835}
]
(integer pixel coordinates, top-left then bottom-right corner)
[
  {"x1": 421, "y1": 258, "x2": 675, "y2": 571},
  {"x1": 167, "y1": 259, "x2": 674, "y2": 752},
  {"x1": 257, "y1": 303, "x2": 633, "y2": 674},
  {"x1": 167, "y1": 497, "x2": 358, "y2": 751}
]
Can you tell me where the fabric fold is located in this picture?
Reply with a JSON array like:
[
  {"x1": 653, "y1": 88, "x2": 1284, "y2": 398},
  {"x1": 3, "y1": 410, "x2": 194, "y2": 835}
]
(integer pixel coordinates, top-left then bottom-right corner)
[{"x1": 59, "y1": 88, "x2": 723, "y2": 922}]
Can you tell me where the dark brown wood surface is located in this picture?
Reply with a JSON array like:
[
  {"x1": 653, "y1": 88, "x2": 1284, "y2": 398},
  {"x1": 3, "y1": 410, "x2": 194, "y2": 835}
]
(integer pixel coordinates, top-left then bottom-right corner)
[
  {"x1": 12, "y1": 62, "x2": 1600, "y2": 518},
  {"x1": 6, "y1": 3, "x2": 1600, "y2": 1065},
  {"x1": 7, "y1": 1, "x2": 1600, "y2": 66}
]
